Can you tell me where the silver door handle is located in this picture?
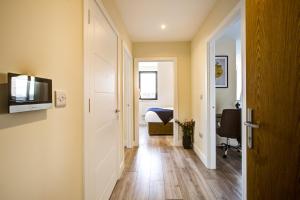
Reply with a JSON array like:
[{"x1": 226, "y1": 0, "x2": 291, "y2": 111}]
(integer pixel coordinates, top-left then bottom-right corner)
[
  {"x1": 245, "y1": 108, "x2": 260, "y2": 149},
  {"x1": 244, "y1": 121, "x2": 259, "y2": 129}
]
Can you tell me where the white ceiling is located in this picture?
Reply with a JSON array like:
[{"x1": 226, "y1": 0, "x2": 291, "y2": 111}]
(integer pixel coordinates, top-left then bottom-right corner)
[{"x1": 114, "y1": 0, "x2": 217, "y2": 42}]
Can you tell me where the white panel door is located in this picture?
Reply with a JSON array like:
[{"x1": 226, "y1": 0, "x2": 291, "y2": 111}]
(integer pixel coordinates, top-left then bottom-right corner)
[
  {"x1": 85, "y1": 1, "x2": 118, "y2": 199},
  {"x1": 123, "y1": 47, "x2": 133, "y2": 148}
]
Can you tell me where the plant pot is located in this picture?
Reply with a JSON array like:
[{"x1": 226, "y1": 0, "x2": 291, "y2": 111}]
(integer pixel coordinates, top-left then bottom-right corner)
[{"x1": 182, "y1": 135, "x2": 193, "y2": 149}]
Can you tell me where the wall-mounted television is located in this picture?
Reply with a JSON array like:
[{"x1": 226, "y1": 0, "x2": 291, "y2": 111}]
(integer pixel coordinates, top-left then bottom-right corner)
[{"x1": 8, "y1": 73, "x2": 52, "y2": 113}]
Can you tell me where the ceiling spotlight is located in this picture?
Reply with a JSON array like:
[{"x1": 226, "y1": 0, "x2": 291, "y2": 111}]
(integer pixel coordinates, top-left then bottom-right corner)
[{"x1": 161, "y1": 24, "x2": 166, "y2": 30}]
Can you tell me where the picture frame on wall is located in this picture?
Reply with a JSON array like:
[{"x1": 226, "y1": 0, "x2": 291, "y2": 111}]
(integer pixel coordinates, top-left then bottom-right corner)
[{"x1": 215, "y1": 55, "x2": 228, "y2": 88}]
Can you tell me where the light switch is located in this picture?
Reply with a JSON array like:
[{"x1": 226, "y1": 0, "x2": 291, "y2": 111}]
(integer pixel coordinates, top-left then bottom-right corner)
[{"x1": 55, "y1": 90, "x2": 66, "y2": 107}]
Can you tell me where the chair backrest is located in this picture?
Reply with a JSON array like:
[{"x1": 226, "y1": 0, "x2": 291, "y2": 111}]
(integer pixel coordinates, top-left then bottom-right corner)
[{"x1": 218, "y1": 109, "x2": 241, "y2": 142}]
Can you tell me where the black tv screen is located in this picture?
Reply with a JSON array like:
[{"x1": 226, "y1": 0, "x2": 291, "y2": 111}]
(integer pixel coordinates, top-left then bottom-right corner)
[{"x1": 8, "y1": 73, "x2": 52, "y2": 113}]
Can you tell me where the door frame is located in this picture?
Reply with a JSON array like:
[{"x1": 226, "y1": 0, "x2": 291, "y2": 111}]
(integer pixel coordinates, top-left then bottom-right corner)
[
  {"x1": 83, "y1": 0, "x2": 121, "y2": 199},
  {"x1": 206, "y1": 1, "x2": 247, "y2": 199},
  {"x1": 133, "y1": 57, "x2": 179, "y2": 146},
  {"x1": 122, "y1": 41, "x2": 133, "y2": 148}
]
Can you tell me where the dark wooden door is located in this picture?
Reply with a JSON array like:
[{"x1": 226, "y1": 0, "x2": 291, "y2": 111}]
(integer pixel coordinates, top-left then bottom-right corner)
[{"x1": 246, "y1": 0, "x2": 300, "y2": 199}]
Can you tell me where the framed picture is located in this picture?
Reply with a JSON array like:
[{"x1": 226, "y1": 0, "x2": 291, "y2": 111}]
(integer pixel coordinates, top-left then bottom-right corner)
[{"x1": 215, "y1": 55, "x2": 228, "y2": 88}]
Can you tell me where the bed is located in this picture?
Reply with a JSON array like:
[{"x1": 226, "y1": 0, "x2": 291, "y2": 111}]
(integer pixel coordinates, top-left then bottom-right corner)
[{"x1": 145, "y1": 107, "x2": 174, "y2": 135}]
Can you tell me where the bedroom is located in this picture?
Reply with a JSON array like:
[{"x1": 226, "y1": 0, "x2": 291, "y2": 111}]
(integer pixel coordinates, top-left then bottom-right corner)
[{"x1": 138, "y1": 61, "x2": 175, "y2": 144}]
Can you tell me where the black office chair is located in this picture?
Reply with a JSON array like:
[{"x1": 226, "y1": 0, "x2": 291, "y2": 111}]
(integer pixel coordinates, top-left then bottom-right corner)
[{"x1": 216, "y1": 109, "x2": 241, "y2": 158}]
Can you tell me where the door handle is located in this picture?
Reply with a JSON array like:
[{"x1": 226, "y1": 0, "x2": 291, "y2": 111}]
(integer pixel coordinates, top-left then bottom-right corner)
[
  {"x1": 115, "y1": 109, "x2": 120, "y2": 113},
  {"x1": 244, "y1": 108, "x2": 259, "y2": 149},
  {"x1": 244, "y1": 121, "x2": 259, "y2": 129}
]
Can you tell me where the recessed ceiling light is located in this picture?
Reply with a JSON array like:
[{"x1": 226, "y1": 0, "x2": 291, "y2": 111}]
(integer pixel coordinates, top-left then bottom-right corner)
[{"x1": 161, "y1": 24, "x2": 166, "y2": 30}]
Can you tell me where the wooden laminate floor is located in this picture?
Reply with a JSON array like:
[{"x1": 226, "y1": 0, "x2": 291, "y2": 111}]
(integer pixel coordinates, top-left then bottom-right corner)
[{"x1": 110, "y1": 126, "x2": 242, "y2": 200}]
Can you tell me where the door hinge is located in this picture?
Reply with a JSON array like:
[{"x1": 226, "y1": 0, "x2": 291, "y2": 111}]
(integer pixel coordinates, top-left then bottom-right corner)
[
  {"x1": 88, "y1": 9, "x2": 91, "y2": 24},
  {"x1": 88, "y1": 98, "x2": 91, "y2": 113}
]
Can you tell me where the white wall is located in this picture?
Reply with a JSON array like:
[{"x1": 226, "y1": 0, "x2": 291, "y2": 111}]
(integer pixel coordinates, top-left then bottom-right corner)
[
  {"x1": 215, "y1": 36, "x2": 237, "y2": 114},
  {"x1": 139, "y1": 62, "x2": 174, "y2": 125}
]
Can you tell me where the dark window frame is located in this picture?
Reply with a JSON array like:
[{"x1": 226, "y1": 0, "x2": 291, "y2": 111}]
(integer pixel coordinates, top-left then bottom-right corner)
[{"x1": 139, "y1": 71, "x2": 158, "y2": 100}]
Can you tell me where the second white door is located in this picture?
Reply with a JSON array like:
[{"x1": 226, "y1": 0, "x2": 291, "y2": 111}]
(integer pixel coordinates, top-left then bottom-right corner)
[
  {"x1": 84, "y1": 0, "x2": 119, "y2": 199},
  {"x1": 123, "y1": 46, "x2": 133, "y2": 148}
]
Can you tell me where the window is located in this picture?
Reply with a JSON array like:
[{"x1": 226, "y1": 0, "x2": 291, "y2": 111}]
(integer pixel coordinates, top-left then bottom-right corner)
[{"x1": 139, "y1": 71, "x2": 157, "y2": 100}]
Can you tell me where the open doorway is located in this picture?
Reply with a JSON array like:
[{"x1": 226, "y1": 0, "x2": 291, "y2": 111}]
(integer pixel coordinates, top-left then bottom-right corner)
[
  {"x1": 215, "y1": 19, "x2": 242, "y2": 169},
  {"x1": 138, "y1": 61, "x2": 174, "y2": 145},
  {"x1": 134, "y1": 58, "x2": 179, "y2": 146},
  {"x1": 206, "y1": 4, "x2": 245, "y2": 199}
]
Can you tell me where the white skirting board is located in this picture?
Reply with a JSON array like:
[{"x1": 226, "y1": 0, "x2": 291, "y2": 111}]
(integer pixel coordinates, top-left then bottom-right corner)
[
  {"x1": 119, "y1": 160, "x2": 124, "y2": 178},
  {"x1": 193, "y1": 144, "x2": 208, "y2": 168}
]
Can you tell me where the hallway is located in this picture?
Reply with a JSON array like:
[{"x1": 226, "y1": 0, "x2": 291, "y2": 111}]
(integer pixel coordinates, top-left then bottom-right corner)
[{"x1": 110, "y1": 127, "x2": 241, "y2": 200}]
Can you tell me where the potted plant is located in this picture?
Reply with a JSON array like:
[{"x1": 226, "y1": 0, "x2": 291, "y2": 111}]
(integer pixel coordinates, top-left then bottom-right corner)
[{"x1": 175, "y1": 119, "x2": 195, "y2": 149}]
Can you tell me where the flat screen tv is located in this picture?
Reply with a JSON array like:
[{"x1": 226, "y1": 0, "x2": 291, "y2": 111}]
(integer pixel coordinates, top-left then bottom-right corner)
[{"x1": 8, "y1": 73, "x2": 52, "y2": 113}]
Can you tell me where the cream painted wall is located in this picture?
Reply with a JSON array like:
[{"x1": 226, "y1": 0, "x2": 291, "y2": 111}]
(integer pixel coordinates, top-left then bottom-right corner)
[
  {"x1": 191, "y1": 0, "x2": 240, "y2": 160},
  {"x1": 0, "y1": 0, "x2": 132, "y2": 200},
  {"x1": 0, "y1": 1, "x2": 83, "y2": 200},
  {"x1": 133, "y1": 42, "x2": 191, "y2": 123},
  {"x1": 215, "y1": 36, "x2": 237, "y2": 114}
]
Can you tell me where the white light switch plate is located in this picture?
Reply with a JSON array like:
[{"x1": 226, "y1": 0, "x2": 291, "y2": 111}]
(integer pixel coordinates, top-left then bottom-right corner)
[{"x1": 55, "y1": 90, "x2": 66, "y2": 107}]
